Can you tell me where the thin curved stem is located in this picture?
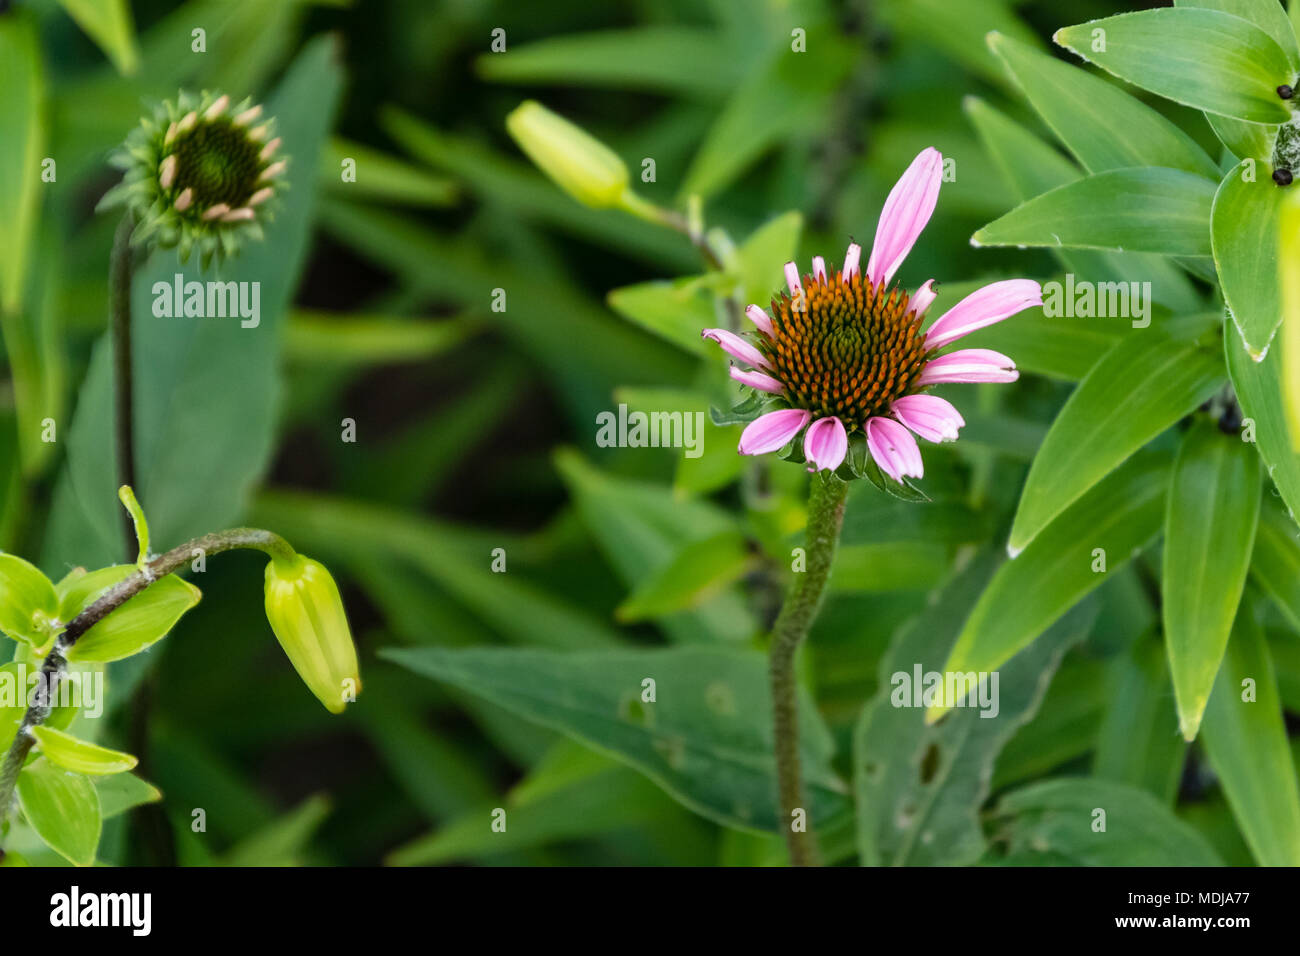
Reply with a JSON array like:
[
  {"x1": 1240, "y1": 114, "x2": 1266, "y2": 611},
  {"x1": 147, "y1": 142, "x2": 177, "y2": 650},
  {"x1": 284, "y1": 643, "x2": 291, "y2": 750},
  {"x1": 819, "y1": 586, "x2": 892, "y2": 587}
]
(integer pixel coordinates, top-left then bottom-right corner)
[
  {"x1": 0, "y1": 528, "x2": 294, "y2": 844},
  {"x1": 769, "y1": 471, "x2": 848, "y2": 866}
]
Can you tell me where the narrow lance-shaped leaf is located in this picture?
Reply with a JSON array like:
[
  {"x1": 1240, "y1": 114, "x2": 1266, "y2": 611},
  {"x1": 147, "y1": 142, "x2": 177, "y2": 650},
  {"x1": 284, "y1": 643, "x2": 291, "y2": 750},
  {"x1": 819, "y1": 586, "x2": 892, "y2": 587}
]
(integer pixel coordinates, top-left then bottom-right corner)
[
  {"x1": 1213, "y1": 160, "x2": 1285, "y2": 360},
  {"x1": 973, "y1": 168, "x2": 1216, "y2": 257},
  {"x1": 1173, "y1": 0, "x2": 1300, "y2": 71},
  {"x1": 1226, "y1": 328, "x2": 1300, "y2": 525},
  {"x1": 986, "y1": 31, "x2": 1219, "y2": 178},
  {"x1": 1250, "y1": 499, "x2": 1300, "y2": 628},
  {"x1": 1199, "y1": 605, "x2": 1300, "y2": 865},
  {"x1": 1163, "y1": 420, "x2": 1261, "y2": 740},
  {"x1": 929, "y1": 453, "x2": 1171, "y2": 723},
  {"x1": 962, "y1": 97, "x2": 1200, "y2": 316},
  {"x1": 31, "y1": 725, "x2": 138, "y2": 775},
  {"x1": 1009, "y1": 333, "x2": 1225, "y2": 554},
  {"x1": 1054, "y1": 9, "x2": 1294, "y2": 123}
]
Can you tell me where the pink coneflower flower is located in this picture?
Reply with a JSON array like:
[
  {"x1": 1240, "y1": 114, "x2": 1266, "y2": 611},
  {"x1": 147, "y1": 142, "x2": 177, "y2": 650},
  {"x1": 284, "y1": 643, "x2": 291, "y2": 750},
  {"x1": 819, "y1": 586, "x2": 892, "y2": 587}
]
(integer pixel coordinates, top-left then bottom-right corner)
[{"x1": 702, "y1": 148, "x2": 1041, "y2": 482}]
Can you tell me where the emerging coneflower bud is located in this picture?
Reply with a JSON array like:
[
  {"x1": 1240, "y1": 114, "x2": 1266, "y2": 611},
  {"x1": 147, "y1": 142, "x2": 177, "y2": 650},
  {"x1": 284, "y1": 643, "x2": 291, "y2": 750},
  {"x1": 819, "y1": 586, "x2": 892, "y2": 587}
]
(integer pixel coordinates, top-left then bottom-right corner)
[
  {"x1": 506, "y1": 100, "x2": 632, "y2": 210},
  {"x1": 263, "y1": 555, "x2": 360, "y2": 714},
  {"x1": 98, "y1": 90, "x2": 287, "y2": 267}
]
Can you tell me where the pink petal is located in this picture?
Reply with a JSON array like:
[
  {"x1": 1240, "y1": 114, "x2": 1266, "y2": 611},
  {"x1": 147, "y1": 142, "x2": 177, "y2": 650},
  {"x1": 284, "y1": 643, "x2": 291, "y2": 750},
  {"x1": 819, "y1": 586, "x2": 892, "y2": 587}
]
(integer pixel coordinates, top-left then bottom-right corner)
[
  {"x1": 738, "y1": 408, "x2": 811, "y2": 456},
  {"x1": 924, "y1": 279, "x2": 1043, "y2": 350},
  {"x1": 866, "y1": 147, "x2": 944, "y2": 287},
  {"x1": 804, "y1": 417, "x2": 848, "y2": 472},
  {"x1": 892, "y1": 394, "x2": 965, "y2": 443},
  {"x1": 745, "y1": 304, "x2": 774, "y2": 338},
  {"x1": 866, "y1": 417, "x2": 924, "y2": 481},
  {"x1": 811, "y1": 256, "x2": 827, "y2": 282},
  {"x1": 841, "y1": 242, "x2": 861, "y2": 281},
  {"x1": 730, "y1": 366, "x2": 785, "y2": 394},
  {"x1": 911, "y1": 279, "x2": 937, "y2": 317},
  {"x1": 917, "y1": 349, "x2": 1018, "y2": 386},
  {"x1": 702, "y1": 328, "x2": 771, "y2": 370},
  {"x1": 784, "y1": 262, "x2": 802, "y2": 298}
]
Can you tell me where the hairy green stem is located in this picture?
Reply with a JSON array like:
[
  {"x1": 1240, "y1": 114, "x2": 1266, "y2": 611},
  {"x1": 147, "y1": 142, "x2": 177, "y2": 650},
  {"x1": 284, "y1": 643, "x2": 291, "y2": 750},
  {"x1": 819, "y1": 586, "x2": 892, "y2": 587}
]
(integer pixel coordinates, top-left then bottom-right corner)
[
  {"x1": 110, "y1": 213, "x2": 137, "y2": 558},
  {"x1": 0, "y1": 528, "x2": 294, "y2": 846},
  {"x1": 769, "y1": 471, "x2": 848, "y2": 866}
]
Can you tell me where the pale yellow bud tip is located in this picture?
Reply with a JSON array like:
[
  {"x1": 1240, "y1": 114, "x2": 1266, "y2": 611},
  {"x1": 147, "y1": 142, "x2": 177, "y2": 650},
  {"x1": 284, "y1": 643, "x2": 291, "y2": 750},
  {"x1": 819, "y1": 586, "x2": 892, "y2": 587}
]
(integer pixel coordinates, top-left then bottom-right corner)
[{"x1": 505, "y1": 100, "x2": 630, "y2": 209}]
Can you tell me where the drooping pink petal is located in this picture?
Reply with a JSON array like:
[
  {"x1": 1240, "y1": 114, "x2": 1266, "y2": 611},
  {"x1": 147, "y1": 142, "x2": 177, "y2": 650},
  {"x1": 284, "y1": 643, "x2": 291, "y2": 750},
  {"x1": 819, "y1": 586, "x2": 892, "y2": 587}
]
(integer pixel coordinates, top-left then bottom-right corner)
[
  {"x1": 811, "y1": 256, "x2": 827, "y2": 282},
  {"x1": 917, "y1": 349, "x2": 1018, "y2": 385},
  {"x1": 841, "y1": 242, "x2": 861, "y2": 281},
  {"x1": 738, "y1": 408, "x2": 811, "y2": 456},
  {"x1": 911, "y1": 279, "x2": 937, "y2": 317},
  {"x1": 924, "y1": 279, "x2": 1043, "y2": 349},
  {"x1": 866, "y1": 147, "x2": 944, "y2": 287},
  {"x1": 866, "y1": 417, "x2": 924, "y2": 481},
  {"x1": 744, "y1": 304, "x2": 774, "y2": 338},
  {"x1": 892, "y1": 394, "x2": 965, "y2": 443},
  {"x1": 804, "y1": 417, "x2": 848, "y2": 472},
  {"x1": 702, "y1": 328, "x2": 771, "y2": 369},
  {"x1": 730, "y1": 366, "x2": 785, "y2": 394},
  {"x1": 784, "y1": 262, "x2": 802, "y2": 298}
]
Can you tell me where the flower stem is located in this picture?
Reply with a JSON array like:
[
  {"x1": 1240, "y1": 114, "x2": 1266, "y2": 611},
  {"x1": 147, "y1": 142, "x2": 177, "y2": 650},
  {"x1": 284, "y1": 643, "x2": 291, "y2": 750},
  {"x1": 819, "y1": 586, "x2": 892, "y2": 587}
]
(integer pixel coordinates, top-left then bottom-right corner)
[
  {"x1": 0, "y1": 527, "x2": 295, "y2": 846},
  {"x1": 110, "y1": 213, "x2": 137, "y2": 559},
  {"x1": 769, "y1": 471, "x2": 848, "y2": 866}
]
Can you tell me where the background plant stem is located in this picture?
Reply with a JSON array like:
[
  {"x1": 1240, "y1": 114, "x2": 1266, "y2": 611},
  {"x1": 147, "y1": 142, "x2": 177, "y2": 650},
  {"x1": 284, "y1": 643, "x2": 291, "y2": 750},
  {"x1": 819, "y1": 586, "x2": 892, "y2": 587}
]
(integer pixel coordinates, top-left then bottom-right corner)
[
  {"x1": 109, "y1": 213, "x2": 137, "y2": 557},
  {"x1": 768, "y1": 471, "x2": 848, "y2": 866},
  {"x1": 0, "y1": 527, "x2": 294, "y2": 851}
]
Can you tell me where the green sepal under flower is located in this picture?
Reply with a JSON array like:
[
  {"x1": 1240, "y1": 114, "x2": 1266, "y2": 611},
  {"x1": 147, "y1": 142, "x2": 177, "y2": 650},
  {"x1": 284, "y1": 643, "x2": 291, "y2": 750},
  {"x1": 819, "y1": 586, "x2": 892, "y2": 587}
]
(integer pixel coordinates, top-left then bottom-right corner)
[{"x1": 98, "y1": 89, "x2": 289, "y2": 269}]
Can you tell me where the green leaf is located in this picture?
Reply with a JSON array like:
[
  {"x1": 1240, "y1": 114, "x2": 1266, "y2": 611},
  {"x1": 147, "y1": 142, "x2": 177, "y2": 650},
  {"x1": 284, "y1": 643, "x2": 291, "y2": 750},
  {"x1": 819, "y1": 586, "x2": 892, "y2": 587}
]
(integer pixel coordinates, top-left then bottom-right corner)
[
  {"x1": 381, "y1": 645, "x2": 848, "y2": 833},
  {"x1": 475, "y1": 27, "x2": 742, "y2": 95},
  {"x1": 1174, "y1": 0, "x2": 1300, "y2": 70},
  {"x1": 1009, "y1": 334, "x2": 1225, "y2": 553},
  {"x1": 878, "y1": 0, "x2": 1042, "y2": 87},
  {"x1": 963, "y1": 98, "x2": 1200, "y2": 316},
  {"x1": 389, "y1": 746, "x2": 682, "y2": 866},
  {"x1": 989, "y1": 778, "x2": 1222, "y2": 865},
  {"x1": 0, "y1": 13, "x2": 43, "y2": 317},
  {"x1": 1054, "y1": 9, "x2": 1294, "y2": 123},
  {"x1": 733, "y1": 211, "x2": 802, "y2": 308},
  {"x1": 554, "y1": 449, "x2": 755, "y2": 644},
  {"x1": 1092, "y1": 632, "x2": 1187, "y2": 804},
  {"x1": 1226, "y1": 329, "x2": 1300, "y2": 523},
  {"x1": 854, "y1": 552, "x2": 1096, "y2": 866},
  {"x1": 321, "y1": 137, "x2": 458, "y2": 208},
  {"x1": 1251, "y1": 499, "x2": 1300, "y2": 628},
  {"x1": 31, "y1": 725, "x2": 138, "y2": 775},
  {"x1": 61, "y1": 566, "x2": 201, "y2": 663},
  {"x1": 1163, "y1": 420, "x2": 1261, "y2": 740},
  {"x1": 1200, "y1": 606, "x2": 1300, "y2": 864},
  {"x1": 219, "y1": 794, "x2": 331, "y2": 866},
  {"x1": 606, "y1": 277, "x2": 715, "y2": 356},
  {"x1": 973, "y1": 168, "x2": 1217, "y2": 256},
  {"x1": 680, "y1": 28, "x2": 854, "y2": 199},
  {"x1": 94, "y1": 772, "x2": 161, "y2": 819},
  {"x1": 16, "y1": 758, "x2": 102, "y2": 866},
  {"x1": 931, "y1": 454, "x2": 1171, "y2": 722},
  {"x1": 55, "y1": 0, "x2": 140, "y2": 75},
  {"x1": 1213, "y1": 161, "x2": 1285, "y2": 359},
  {"x1": 0, "y1": 553, "x2": 58, "y2": 645},
  {"x1": 987, "y1": 32, "x2": 1218, "y2": 179},
  {"x1": 615, "y1": 531, "x2": 754, "y2": 623}
]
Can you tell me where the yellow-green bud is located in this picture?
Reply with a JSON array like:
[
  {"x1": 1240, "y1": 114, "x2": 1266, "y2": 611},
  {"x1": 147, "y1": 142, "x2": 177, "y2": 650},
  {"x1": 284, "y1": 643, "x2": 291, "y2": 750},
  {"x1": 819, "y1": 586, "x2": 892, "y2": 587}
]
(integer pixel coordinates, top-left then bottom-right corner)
[
  {"x1": 506, "y1": 100, "x2": 630, "y2": 209},
  {"x1": 263, "y1": 555, "x2": 360, "y2": 714}
]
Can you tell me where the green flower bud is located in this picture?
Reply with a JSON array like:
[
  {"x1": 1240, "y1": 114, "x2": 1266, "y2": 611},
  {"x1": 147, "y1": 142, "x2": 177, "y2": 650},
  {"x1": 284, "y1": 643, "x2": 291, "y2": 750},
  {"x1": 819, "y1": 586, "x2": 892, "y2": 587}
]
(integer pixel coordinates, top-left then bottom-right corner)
[
  {"x1": 264, "y1": 555, "x2": 360, "y2": 714},
  {"x1": 506, "y1": 100, "x2": 630, "y2": 209},
  {"x1": 98, "y1": 90, "x2": 287, "y2": 268}
]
